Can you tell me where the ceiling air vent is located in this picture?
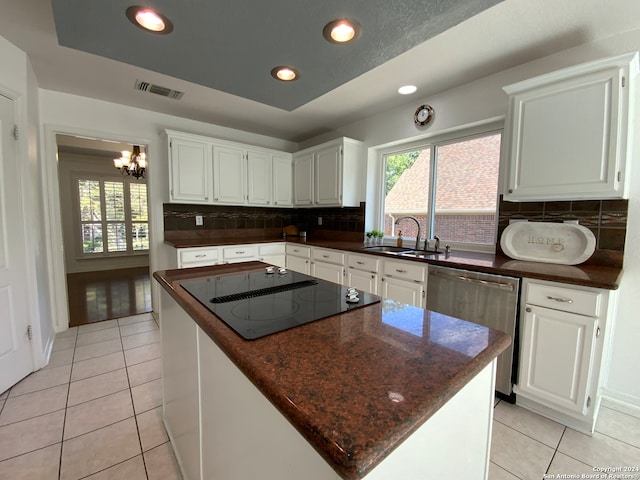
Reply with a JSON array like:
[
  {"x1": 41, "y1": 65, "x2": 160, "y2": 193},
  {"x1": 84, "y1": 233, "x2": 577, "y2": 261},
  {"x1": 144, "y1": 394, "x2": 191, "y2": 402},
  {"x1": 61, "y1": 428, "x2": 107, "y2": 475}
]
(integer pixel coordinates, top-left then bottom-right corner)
[{"x1": 134, "y1": 80, "x2": 184, "y2": 100}]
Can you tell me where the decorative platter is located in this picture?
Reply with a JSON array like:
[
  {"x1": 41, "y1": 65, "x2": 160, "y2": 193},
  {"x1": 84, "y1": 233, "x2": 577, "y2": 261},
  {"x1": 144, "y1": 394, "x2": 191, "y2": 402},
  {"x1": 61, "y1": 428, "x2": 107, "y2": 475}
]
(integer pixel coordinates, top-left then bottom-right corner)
[{"x1": 500, "y1": 221, "x2": 596, "y2": 265}]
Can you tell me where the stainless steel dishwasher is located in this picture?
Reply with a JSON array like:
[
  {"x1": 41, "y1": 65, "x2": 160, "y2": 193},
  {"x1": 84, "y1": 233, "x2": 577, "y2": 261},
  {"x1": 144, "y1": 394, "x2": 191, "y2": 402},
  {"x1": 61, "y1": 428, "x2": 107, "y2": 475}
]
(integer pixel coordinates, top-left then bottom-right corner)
[{"x1": 426, "y1": 265, "x2": 519, "y2": 400}]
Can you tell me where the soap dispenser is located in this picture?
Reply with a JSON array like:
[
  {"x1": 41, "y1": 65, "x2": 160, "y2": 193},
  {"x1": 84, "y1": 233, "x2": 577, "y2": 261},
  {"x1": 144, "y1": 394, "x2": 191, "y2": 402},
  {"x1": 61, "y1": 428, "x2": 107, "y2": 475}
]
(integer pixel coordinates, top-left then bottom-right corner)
[{"x1": 396, "y1": 230, "x2": 403, "y2": 248}]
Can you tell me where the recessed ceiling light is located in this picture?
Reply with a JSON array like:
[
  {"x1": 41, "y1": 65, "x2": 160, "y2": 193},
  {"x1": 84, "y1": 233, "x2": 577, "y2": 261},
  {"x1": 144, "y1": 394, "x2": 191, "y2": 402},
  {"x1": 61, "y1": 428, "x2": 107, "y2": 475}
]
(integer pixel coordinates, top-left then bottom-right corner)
[
  {"x1": 323, "y1": 19, "x2": 362, "y2": 44},
  {"x1": 271, "y1": 66, "x2": 300, "y2": 82},
  {"x1": 398, "y1": 85, "x2": 417, "y2": 95},
  {"x1": 126, "y1": 6, "x2": 173, "y2": 34}
]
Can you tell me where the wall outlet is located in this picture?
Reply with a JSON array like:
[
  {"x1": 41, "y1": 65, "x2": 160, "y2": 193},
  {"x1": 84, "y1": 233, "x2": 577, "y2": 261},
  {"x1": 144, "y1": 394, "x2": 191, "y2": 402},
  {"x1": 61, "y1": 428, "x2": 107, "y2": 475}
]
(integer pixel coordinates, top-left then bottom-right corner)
[
  {"x1": 195, "y1": 215, "x2": 203, "y2": 226},
  {"x1": 318, "y1": 216, "x2": 323, "y2": 225}
]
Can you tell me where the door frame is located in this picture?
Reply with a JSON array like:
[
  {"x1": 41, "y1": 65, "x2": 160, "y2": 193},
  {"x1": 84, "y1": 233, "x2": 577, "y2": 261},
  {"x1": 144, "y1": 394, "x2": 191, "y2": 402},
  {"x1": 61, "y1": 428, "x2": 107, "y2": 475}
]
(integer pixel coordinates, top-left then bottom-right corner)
[{"x1": 42, "y1": 124, "x2": 153, "y2": 331}]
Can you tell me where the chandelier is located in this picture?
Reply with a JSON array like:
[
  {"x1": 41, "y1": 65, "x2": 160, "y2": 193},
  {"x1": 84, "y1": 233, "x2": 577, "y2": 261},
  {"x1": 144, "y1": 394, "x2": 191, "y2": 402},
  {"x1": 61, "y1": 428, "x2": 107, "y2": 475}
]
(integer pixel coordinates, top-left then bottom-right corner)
[{"x1": 113, "y1": 145, "x2": 146, "y2": 179}]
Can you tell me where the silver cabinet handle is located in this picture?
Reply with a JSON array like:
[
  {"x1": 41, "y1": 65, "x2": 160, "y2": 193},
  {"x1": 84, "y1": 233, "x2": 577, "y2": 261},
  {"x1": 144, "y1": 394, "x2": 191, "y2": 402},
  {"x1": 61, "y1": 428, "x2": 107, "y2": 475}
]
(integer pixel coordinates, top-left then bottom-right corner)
[
  {"x1": 356, "y1": 261, "x2": 365, "y2": 265},
  {"x1": 396, "y1": 269, "x2": 407, "y2": 273},
  {"x1": 195, "y1": 254, "x2": 206, "y2": 258},
  {"x1": 547, "y1": 295, "x2": 573, "y2": 304},
  {"x1": 322, "y1": 254, "x2": 329, "y2": 258},
  {"x1": 236, "y1": 251, "x2": 245, "y2": 254}
]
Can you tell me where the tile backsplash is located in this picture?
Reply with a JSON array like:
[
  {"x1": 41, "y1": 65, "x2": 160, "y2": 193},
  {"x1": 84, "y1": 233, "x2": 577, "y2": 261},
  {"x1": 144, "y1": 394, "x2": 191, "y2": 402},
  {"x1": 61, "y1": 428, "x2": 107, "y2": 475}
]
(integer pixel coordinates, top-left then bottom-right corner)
[
  {"x1": 498, "y1": 196, "x2": 627, "y2": 266},
  {"x1": 163, "y1": 202, "x2": 366, "y2": 241}
]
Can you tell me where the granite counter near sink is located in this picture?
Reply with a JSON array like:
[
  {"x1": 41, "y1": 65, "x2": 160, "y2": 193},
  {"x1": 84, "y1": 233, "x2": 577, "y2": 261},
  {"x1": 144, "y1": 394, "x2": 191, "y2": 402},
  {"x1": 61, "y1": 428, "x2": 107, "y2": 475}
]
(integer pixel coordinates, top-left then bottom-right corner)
[{"x1": 164, "y1": 233, "x2": 623, "y2": 290}]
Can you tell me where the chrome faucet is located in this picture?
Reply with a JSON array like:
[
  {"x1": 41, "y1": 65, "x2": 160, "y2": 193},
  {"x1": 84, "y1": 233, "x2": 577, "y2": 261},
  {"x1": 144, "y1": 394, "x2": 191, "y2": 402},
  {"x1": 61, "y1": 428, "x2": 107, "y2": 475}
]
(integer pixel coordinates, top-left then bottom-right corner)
[
  {"x1": 433, "y1": 235, "x2": 440, "y2": 252},
  {"x1": 394, "y1": 216, "x2": 421, "y2": 250}
]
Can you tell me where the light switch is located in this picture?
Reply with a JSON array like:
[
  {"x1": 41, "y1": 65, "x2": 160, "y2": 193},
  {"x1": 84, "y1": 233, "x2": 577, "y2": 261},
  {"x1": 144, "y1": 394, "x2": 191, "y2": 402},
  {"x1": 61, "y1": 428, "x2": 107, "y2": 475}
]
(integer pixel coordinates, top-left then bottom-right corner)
[{"x1": 195, "y1": 215, "x2": 203, "y2": 226}]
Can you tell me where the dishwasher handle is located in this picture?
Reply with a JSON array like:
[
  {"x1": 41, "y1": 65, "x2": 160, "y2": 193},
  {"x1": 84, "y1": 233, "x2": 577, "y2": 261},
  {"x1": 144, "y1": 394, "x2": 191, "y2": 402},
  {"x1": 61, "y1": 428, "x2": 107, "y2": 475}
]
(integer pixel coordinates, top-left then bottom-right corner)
[{"x1": 429, "y1": 269, "x2": 515, "y2": 291}]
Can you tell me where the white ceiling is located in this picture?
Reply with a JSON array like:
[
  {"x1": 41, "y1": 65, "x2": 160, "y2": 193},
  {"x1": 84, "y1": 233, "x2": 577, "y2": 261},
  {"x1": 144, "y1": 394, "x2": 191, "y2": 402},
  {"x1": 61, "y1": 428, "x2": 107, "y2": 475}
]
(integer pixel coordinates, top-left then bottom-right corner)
[{"x1": 0, "y1": 0, "x2": 638, "y2": 143}]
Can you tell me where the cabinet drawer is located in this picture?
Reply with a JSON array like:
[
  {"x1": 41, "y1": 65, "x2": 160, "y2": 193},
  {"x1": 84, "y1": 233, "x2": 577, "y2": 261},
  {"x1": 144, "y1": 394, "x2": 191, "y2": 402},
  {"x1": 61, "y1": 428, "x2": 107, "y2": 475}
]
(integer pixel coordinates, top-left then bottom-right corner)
[
  {"x1": 347, "y1": 254, "x2": 379, "y2": 273},
  {"x1": 222, "y1": 245, "x2": 256, "y2": 260},
  {"x1": 383, "y1": 259, "x2": 426, "y2": 283},
  {"x1": 312, "y1": 248, "x2": 344, "y2": 265},
  {"x1": 286, "y1": 244, "x2": 311, "y2": 258},
  {"x1": 526, "y1": 282, "x2": 602, "y2": 317},
  {"x1": 258, "y1": 243, "x2": 285, "y2": 256},
  {"x1": 179, "y1": 248, "x2": 219, "y2": 266}
]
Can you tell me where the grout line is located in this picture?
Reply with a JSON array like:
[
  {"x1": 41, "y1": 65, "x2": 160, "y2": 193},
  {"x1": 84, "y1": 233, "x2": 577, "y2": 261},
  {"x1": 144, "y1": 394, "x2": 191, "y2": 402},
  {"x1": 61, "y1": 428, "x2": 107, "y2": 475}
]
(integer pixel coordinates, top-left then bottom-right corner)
[
  {"x1": 75, "y1": 453, "x2": 143, "y2": 480},
  {"x1": 119, "y1": 323, "x2": 151, "y2": 479},
  {"x1": 59, "y1": 330, "x2": 78, "y2": 480},
  {"x1": 62, "y1": 414, "x2": 137, "y2": 443},
  {"x1": 493, "y1": 417, "x2": 559, "y2": 450}
]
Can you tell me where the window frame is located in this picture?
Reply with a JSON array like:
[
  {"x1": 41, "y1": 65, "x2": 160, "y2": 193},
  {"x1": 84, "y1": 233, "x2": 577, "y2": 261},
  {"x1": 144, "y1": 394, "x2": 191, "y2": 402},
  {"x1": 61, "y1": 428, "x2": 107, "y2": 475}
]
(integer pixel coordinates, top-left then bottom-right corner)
[
  {"x1": 72, "y1": 172, "x2": 149, "y2": 259},
  {"x1": 377, "y1": 120, "x2": 504, "y2": 253}
]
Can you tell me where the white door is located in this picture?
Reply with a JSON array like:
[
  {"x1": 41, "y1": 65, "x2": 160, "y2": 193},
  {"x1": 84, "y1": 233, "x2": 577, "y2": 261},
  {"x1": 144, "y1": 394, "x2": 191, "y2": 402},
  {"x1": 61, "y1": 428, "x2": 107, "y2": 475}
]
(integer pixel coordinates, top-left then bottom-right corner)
[{"x1": 0, "y1": 94, "x2": 33, "y2": 393}]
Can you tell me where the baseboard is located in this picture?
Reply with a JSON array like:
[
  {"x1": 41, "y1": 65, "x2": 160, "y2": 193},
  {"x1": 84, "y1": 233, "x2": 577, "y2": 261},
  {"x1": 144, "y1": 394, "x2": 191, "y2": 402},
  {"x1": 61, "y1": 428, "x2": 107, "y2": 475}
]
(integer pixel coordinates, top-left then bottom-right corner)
[{"x1": 600, "y1": 391, "x2": 640, "y2": 418}]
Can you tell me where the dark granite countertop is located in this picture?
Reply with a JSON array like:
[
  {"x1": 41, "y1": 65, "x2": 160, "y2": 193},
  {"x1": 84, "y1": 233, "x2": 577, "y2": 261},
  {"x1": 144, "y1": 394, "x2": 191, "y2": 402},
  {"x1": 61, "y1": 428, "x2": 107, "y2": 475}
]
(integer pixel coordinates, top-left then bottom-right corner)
[
  {"x1": 164, "y1": 235, "x2": 623, "y2": 290},
  {"x1": 154, "y1": 262, "x2": 511, "y2": 480}
]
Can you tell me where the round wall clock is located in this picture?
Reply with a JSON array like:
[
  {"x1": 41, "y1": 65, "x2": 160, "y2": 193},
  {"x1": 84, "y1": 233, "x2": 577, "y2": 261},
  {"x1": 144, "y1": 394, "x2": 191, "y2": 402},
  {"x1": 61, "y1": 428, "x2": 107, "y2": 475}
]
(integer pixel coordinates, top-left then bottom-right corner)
[{"x1": 414, "y1": 104, "x2": 434, "y2": 126}]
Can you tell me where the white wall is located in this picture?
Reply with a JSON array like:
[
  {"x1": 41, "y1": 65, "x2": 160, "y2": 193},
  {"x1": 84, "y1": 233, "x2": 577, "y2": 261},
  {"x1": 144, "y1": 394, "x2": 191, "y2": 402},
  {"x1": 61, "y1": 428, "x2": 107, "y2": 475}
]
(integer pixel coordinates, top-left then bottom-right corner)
[
  {"x1": 39, "y1": 90, "x2": 297, "y2": 329},
  {"x1": 315, "y1": 28, "x2": 640, "y2": 407},
  {"x1": 0, "y1": 35, "x2": 54, "y2": 368}
]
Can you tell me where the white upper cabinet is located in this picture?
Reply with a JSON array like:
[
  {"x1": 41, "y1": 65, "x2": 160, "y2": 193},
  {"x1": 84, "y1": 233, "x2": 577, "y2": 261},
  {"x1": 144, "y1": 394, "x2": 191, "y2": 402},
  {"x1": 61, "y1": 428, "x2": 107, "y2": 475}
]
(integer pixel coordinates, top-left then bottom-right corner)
[
  {"x1": 502, "y1": 52, "x2": 638, "y2": 201},
  {"x1": 293, "y1": 137, "x2": 364, "y2": 207},
  {"x1": 213, "y1": 144, "x2": 246, "y2": 204},
  {"x1": 169, "y1": 134, "x2": 213, "y2": 203},
  {"x1": 247, "y1": 150, "x2": 272, "y2": 205},
  {"x1": 272, "y1": 154, "x2": 293, "y2": 207},
  {"x1": 167, "y1": 130, "x2": 292, "y2": 207},
  {"x1": 293, "y1": 152, "x2": 314, "y2": 206}
]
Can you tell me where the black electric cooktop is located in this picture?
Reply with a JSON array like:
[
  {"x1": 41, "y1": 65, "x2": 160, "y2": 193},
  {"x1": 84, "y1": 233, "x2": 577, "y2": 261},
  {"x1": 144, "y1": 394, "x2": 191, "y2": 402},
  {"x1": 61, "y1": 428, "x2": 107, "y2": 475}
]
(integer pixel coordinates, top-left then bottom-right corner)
[{"x1": 180, "y1": 269, "x2": 380, "y2": 340}]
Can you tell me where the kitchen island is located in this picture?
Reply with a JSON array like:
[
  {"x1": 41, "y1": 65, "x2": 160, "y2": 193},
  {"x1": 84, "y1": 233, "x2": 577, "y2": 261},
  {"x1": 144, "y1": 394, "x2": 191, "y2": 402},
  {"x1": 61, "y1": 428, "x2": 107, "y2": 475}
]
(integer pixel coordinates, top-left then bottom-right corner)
[{"x1": 154, "y1": 262, "x2": 511, "y2": 480}]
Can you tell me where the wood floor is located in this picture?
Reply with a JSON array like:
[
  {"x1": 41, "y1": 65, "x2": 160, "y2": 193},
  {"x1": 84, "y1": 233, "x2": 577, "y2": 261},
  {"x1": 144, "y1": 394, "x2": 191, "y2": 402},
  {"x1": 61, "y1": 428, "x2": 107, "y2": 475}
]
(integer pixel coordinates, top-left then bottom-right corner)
[{"x1": 66, "y1": 266, "x2": 152, "y2": 327}]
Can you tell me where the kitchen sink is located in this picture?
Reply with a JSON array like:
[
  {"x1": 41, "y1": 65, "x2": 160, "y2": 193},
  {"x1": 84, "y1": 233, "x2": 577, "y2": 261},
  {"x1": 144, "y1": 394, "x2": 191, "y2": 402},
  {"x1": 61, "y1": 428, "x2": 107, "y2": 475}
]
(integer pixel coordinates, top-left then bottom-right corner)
[
  {"x1": 398, "y1": 250, "x2": 442, "y2": 258},
  {"x1": 363, "y1": 245, "x2": 414, "y2": 253}
]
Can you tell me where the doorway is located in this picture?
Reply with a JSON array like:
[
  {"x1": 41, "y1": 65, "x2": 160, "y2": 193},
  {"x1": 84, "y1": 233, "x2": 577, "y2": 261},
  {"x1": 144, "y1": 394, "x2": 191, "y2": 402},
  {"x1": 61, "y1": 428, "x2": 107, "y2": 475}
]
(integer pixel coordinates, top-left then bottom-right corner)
[{"x1": 56, "y1": 134, "x2": 152, "y2": 326}]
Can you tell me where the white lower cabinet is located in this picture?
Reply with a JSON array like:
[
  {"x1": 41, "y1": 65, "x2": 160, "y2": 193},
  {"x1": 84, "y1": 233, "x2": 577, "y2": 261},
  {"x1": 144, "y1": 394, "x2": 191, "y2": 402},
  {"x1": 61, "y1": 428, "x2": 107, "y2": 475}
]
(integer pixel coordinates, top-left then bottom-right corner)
[
  {"x1": 345, "y1": 253, "x2": 379, "y2": 294},
  {"x1": 258, "y1": 243, "x2": 286, "y2": 267},
  {"x1": 160, "y1": 289, "x2": 200, "y2": 480},
  {"x1": 380, "y1": 259, "x2": 426, "y2": 308},
  {"x1": 515, "y1": 278, "x2": 616, "y2": 433},
  {"x1": 285, "y1": 244, "x2": 311, "y2": 274},
  {"x1": 310, "y1": 247, "x2": 345, "y2": 285},
  {"x1": 177, "y1": 247, "x2": 220, "y2": 268},
  {"x1": 222, "y1": 244, "x2": 257, "y2": 264}
]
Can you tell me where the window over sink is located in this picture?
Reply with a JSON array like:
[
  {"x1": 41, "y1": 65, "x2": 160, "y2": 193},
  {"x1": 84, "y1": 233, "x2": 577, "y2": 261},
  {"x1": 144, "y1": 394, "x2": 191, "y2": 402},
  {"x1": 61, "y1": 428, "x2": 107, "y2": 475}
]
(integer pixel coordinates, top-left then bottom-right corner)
[{"x1": 381, "y1": 126, "x2": 502, "y2": 251}]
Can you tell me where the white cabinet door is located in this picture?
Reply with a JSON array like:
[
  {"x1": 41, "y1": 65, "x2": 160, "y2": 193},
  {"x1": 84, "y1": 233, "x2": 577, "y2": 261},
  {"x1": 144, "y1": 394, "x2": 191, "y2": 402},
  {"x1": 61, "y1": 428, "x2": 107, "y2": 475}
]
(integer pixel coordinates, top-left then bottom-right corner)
[
  {"x1": 518, "y1": 304, "x2": 597, "y2": 414},
  {"x1": 314, "y1": 143, "x2": 342, "y2": 205},
  {"x1": 293, "y1": 152, "x2": 314, "y2": 206},
  {"x1": 310, "y1": 261, "x2": 344, "y2": 285},
  {"x1": 213, "y1": 144, "x2": 246, "y2": 204},
  {"x1": 272, "y1": 154, "x2": 293, "y2": 207},
  {"x1": 503, "y1": 52, "x2": 637, "y2": 201},
  {"x1": 286, "y1": 255, "x2": 310, "y2": 274},
  {"x1": 169, "y1": 136, "x2": 212, "y2": 203},
  {"x1": 380, "y1": 276, "x2": 424, "y2": 308},
  {"x1": 346, "y1": 268, "x2": 378, "y2": 295},
  {"x1": 247, "y1": 150, "x2": 272, "y2": 205}
]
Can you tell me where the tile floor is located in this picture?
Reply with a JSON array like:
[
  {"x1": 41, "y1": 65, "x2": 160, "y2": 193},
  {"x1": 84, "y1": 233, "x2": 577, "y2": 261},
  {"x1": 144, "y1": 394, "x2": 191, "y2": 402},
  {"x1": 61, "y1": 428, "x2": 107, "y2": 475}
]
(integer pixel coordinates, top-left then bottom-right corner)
[
  {"x1": 1, "y1": 312, "x2": 639, "y2": 479},
  {"x1": 0, "y1": 313, "x2": 181, "y2": 480},
  {"x1": 490, "y1": 397, "x2": 640, "y2": 480}
]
